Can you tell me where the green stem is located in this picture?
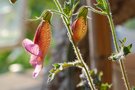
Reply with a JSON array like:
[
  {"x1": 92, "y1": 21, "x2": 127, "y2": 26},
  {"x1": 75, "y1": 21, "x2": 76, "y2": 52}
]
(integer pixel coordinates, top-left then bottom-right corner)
[
  {"x1": 53, "y1": 0, "x2": 96, "y2": 90},
  {"x1": 107, "y1": 13, "x2": 131, "y2": 90},
  {"x1": 107, "y1": 14, "x2": 119, "y2": 52},
  {"x1": 50, "y1": 9, "x2": 69, "y2": 19},
  {"x1": 86, "y1": 6, "x2": 107, "y2": 15}
]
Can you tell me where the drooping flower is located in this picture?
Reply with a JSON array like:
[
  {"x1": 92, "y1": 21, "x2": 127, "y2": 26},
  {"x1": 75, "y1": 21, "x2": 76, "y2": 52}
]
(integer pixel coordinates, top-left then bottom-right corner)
[
  {"x1": 22, "y1": 11, "x2": 52, "y2": 78},
  {"x1": 71, "y1": 7, "x2": 88, "y2": 43}
]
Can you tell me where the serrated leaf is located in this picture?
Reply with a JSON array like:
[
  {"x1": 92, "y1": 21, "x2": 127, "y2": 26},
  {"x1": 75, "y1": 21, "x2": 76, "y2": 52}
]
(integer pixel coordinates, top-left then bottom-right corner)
[
  {"x1": 63, "y1": 0, "x2": 80, "y2": 17},
  {"x1": 123, "y1": 44, "x2": 132, "y2": 55},
  {"x1": 63, "y1": 1, "x2": 71, "y2": 15},
  {"x1": 48, "y1": 61, "x2": 82, "y2": 82},
  {"x1": 78, "y1": 69, "x2": 110, "y2": 89},
  {"x1": 109, "y1": 38, "x2": 132, "y2": 61}
]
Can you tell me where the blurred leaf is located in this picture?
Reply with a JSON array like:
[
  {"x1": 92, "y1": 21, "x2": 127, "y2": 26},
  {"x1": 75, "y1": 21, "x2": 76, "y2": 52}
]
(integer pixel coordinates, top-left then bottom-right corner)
[
  {"x1": 90, "y1": 69, "x2": 103, "y2": 86},
  {"x1": 100, "y1": 83, "x2": 111, "y2": 90},
  {"x1": 124, "y1": 18, "x2": 135, "y2": 29},
  {"x1": 78, "y1": 69, "x2": 111, "y2": 90},
  {"x1": 0, "y1": 51, "x2": 11, "y2": 73},
  {"x1": 28, "y1": 0, "x2": 56, "y2": 18},
  {"x1": 119, "y1": 37, "x2": 127, "y2": 46},
  {"x1": 132, "y1": 87, "x2": 135, "y2": 90}
]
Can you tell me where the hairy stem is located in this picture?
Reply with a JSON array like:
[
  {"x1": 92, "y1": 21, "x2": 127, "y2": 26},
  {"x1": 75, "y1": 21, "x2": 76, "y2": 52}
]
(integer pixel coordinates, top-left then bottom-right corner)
[
  {"x1": 107, "y1": 14, "x2": 131, "y2": 90},
  {"x1": 53, "y1": 0, "x2": 96, "y2": 90}
]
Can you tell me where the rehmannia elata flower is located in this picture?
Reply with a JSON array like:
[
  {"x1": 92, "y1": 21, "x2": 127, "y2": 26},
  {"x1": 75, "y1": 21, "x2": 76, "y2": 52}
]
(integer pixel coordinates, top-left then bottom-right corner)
[
  {"x1": 22, "y1": 11, "x2": 52, "y2": 78},
  {"x1": 71, "y1": 7, "x2": 88, "y2": 43}
]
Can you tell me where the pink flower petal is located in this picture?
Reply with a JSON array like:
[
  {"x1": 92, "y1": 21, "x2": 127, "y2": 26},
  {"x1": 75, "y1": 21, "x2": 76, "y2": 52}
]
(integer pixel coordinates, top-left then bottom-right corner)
[
  {"x1": 22, "y1": 39, "x2": 40, "y2": 56},
  {"x1": 29, "y1": 55, "x2": 38, "y2": 67},
  {"x1": 32, "y1": 64, "x2": 43, "y2": 78}
]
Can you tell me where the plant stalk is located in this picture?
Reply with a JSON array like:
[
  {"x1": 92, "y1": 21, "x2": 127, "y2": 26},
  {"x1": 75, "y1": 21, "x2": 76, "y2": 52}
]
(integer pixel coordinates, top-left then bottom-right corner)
[
  {"x1": 107, "y1": 14, "x2": 131, "y2": 90},
  {"x1": 53, "y1": 0, "x2": 96, "y2": 90}
]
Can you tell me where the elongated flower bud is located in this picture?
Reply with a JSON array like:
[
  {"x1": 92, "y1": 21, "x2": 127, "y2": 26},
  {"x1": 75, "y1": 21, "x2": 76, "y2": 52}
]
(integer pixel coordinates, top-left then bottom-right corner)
[
  {"x1": 22, "y1": 11, "x2": 52, "y2": 78},
  {"x1": 34, "y1": 14, "x2": 52, "y2": 62},
  {"x1": 72, "y1": 7, "x2": 88, "y2": 43}
]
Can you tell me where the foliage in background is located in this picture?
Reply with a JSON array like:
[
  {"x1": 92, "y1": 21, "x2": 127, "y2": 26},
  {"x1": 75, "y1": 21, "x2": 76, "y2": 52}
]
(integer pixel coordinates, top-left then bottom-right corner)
[
  {"x1": 0, "y1": 51, "x2": 11, "y2": 73},
  {"x1": 28, "y1": 0, "x2": 56, "y2": 18},
  {"x1": 0, "y1": 48, "x2": 30, "y2": 73},
  {"x1": 124, "y1": 18, "x2": 135, "y2": 30}
]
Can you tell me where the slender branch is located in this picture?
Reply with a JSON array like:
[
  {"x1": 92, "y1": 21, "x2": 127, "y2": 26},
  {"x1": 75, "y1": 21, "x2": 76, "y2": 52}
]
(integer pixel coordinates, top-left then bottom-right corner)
[
  {"x1": 119, "y1": 60, "x2": 131, "y2": 90},
  {"x1": 53, "y1": 0, "x2": 96, "y2": 90},
  {"x1": 107, "y1": 13, "x2": 131, "y2": 90},
  {"x1": 85, "y1": 6, "x2": 107, "y2": 15},
  {"x1": 107, "y1": 14, "x2": 119, "y2": 52},
  {"x1": 50, "y1": 9, "x2": 69, "y2": 19}
]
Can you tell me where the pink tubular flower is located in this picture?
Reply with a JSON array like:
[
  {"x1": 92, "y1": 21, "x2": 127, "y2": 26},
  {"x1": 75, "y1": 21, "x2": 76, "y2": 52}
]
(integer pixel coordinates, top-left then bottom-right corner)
[{"x1": 22, "y1": 11, "x2": 52, "y2": 78}]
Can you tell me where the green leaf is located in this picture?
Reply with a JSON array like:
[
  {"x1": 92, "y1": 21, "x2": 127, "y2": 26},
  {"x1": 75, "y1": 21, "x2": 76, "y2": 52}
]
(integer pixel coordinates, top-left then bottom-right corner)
[
  {"x1": 109, "y1": 38, "x2": 132, "y2": 61},
  {"x1": 95, "y1": 0, "x2": 109, "y2": 12},
  {"x1": 119, "y1": 38, "x2": 132, "y2": 56},
  {"x1": 63, "y1": 1, "x2": 71, "y2": 15},
  {"x1": 63, "y1": 0, "x2": 80, "y2": 17},
  {"x1": 53, "y1": 63, "x2": 60, "y2": 69},
  {"x1": 100, "y1": 83, "x2": 111, "y2": 90},
  {"x1": 119, "y1": 37, "x2": 127, "y2": 45},
  {"x1": 123, "y1": 44, "x2": 132, "y2": 55},
  {"x1": 77, "y1": 6, "x2": 88, "y2": 20}
]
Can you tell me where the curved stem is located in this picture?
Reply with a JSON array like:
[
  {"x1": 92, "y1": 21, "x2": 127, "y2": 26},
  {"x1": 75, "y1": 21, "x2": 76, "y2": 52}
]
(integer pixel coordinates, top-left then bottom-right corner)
[
  {"x1": 53, "y1": 0, "x2": 96, "y2": 90},
  {"x1": 50, "y1": 9, "x2": 69, "y2": 19},
  {"x1": 86, "y1": 6, "x2": 107, "y2": 15},
  {"x1": 107, "y1": 13, "x2": 131, "y2": 90}
]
